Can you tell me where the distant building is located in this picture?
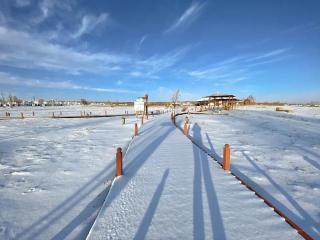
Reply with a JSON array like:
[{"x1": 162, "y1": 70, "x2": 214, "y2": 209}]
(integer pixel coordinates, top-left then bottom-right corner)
[{"x1": 196, "y1": 94, "x2": 238, "y2": 110}]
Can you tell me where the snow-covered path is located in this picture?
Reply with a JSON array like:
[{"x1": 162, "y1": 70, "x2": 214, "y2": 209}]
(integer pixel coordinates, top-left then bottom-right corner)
[
  {"x1": 177, "y1": 110, "x2": 320, "y2": 239},
  {"x1": 88, "y1": 114, "x2": 301, "y2": 240}
]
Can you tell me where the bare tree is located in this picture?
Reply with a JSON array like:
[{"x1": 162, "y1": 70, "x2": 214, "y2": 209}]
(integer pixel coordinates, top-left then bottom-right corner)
[
  {"x1": 8, "y1": 93, "x2": 13, "y2": 105},
  {"x1": 80, "y1": 98, "x2": 90, "y2": 105},
  {"x1": 243, "y1": 95, "x2": 255, "y2": 105},
  {"x1": 0, "y1": 92, "x2": 5, "y2": 105},
  {"x1": 171, "y1": 90, "x2": 180, "y2": 109}
]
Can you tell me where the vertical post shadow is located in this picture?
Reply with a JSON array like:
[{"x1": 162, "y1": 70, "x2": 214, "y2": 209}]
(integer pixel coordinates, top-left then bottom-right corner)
[
  {"x1": 205, "y1": 133, "x2": 222, "y2": 163},
  {"x1": 242, "y1": 151, "x2": 319, "y2": 236},
  {"x1": 192, "y1": 123, "x2": 226, "y2": 240},
  {"x1": 134, "y1": 169, "x2": 170, "y2": 240},
  {"x1": 192, "y1": 125, "x2": 204, "y2": 239},
  {"x1": 16, "y1": 161, "x2": 116, "y2": 240},
  {"x1": 51, "y1": 185, "x2": 111, "y2": 240}
]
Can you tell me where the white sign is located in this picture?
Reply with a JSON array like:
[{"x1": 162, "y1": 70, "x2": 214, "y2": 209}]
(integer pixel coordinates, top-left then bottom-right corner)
[{"x1": 134, "y1": 99, "x2": 145, "y2": 112}]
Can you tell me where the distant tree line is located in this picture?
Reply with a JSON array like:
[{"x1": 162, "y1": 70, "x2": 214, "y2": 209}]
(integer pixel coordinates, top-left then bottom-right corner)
[{"x1": 0, "y1": 92, "x2": 23, "y2": 106}]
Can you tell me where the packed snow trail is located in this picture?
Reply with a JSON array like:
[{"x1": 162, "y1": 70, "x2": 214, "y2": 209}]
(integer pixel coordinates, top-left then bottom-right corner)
[
  {"x1": 176, "y1": 111, "x2": 320, "y2": 239},
  {"x1": 87, "y1": 114, "x2": 301, "y2": 240}
]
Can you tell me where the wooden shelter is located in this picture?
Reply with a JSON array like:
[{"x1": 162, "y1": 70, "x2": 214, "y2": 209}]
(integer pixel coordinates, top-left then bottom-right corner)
[{"x1": 196, "y1": 94, "x2": 238, "y2": 110}]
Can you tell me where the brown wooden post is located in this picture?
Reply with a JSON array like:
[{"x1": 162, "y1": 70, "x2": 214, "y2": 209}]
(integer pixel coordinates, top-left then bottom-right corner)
[
  {"x1": 33, "y1": 111, "x2": 35, "y2": 117},
  {"x1": 52, "y1": 112, "x2": 55, "y2": 118},
  {"x1": 183, "y1": 122, "x2": 189, "y2": 136},
  {"x1": 223, "y1": 144, "x2": 231, "y2": 171},
  {"x1": 141, "y1": 115, "x2": 144, "y2": 125},
  {"x1": 145, "y1": 94, "x2": 148, "y2": 120},
  {"x1": 116, "y1": 147, "x2": 123, "y2": 176},
  {"x1": 122, "y1": 117, "x2": 126, "y2": 125},
  {"x1": 134, "y1": 123, "x2": 138, "y2": 136},
  {"x1": 21, "y1": 112, "x2": 24, "y2": 119}
]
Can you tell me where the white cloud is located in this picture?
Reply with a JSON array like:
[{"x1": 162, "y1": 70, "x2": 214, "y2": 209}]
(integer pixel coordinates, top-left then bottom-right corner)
[
  {"x1": 164, "y1": 1, "x2": 206, "y2": 34},
  {"x1": 150, "y1": 87, "x2": 198, "y2": 101},
  {"x1": 186, "y1": 48, "x2": 291, "y2": 85},
  {"x1": 116, "y1": 80, "x2": 123, "y2": 85},
  {"x1": 136, "y1": 34, "x2": 148, "y2": 52},
  {"x1": 0, "y1": 26, "x2": 129, "y2": 74},
  {"x1": 245, "y1": 48, "x2": 290, "y2": 62},
  {"x1": 33, "y1": 0, "x2": 74, "y2": 24},
  {"x1": 73, "y1": 13, "x2": 109, "y2": 39},
  {"x1": 130, "y1": 71, "x2": 143, "y2": 77},
  {"x1": 136, "y1": 47, "x2": 189, "y2": 76},
  {"x1": 0, "y1": 72, "x2": 136, "y2": 94},
  {"x1": 14, "y1": 0, "x2": 31, "y2": 8}
]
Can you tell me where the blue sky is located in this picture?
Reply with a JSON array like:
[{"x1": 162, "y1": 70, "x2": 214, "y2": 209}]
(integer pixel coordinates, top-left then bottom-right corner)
[{"x1": 0, "y1": 0, "x2": 319, "y2": 102}]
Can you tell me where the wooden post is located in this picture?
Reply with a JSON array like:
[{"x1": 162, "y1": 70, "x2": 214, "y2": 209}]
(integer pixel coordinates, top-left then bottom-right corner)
[
  {"x1": 223, "y1": 144, "x2": 231, "y2": 171},
  {"x1": 141, "y1": 116, "x2": 144, "y2": 125},
  {"x1": 21, "y1": 113, "x2": 24, "y2": 119},
  {"x1": 105, "y1": 110, "x2": 107, "y2": 116},
  {"x1": 60, "y1": 111, "x2": 62, "y2": 116},
  {"x1": 184, "y1": 122, "x2": 189, "y2": 136},
  {"x1": 52, "y1": 112, "x2": 55, "y2": 118},
  {"x1": 33, "y1": 111, "x2": 35, "y2": 117},
  {"x1": 134, "y1": 123, "x2": 138, "y2": 136},
  {"x1": 122, "y1": 117, "x2": 126, "y2": 125},
  {"x1": 116, "y1": 147, "x2": 123, "y2": 176}
]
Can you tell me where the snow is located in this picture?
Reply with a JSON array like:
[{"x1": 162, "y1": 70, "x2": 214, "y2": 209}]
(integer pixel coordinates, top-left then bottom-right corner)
[
  {"x1": 238, "y1": 105, "x2": 320, "y2": 119},
  {"x1": 0, "y1": 105, "x2": 165, "y2": 118},
  {"x1": 1, "y1": 105, "x2": 317, "y2": 239},
  {"x1": 177, "y1": 108, "x2": 320, "y2": 239},
  {"x1": 87, "y1": 114, "x2": 301, "y2": 240},
  {"x1": 0, "y1": 111, "x2": 139, "y2": 239}
]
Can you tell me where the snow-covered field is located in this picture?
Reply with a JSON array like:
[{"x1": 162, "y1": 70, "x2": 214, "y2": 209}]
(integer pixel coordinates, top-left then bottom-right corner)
[
  {"x1": 238, "y1": 105, "x2": 320, "y2": 119},
  {"x1": 0, "y1": 106, "x2": 154, "y2": 239},
  {"x1": 0, "y1": 105, "x2": 166, "y2": 118},
  {"x1": 1, "y1": 105, "x2": 319, "y2": 239},
  {"x1": 177, "y1": 107, "x2": 320, "y2": 239}
]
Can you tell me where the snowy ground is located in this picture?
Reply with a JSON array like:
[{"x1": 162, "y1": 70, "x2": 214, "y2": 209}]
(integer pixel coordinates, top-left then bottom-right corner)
[
  {"x1": 177, "y1": 108, "x2": 320, "y2": 239},
  {"x1": 88, "y1": 114, "x2": 301, "y2": 240},
  {"x1": 0, "y1": 111, "x2": 146, "y2": 239},
  {"x1": 0, "y1": 105, "x2": 166, "y2": 118},
  {"x1": 238, "y1": 105, "x2": 320, "y2": 119}
]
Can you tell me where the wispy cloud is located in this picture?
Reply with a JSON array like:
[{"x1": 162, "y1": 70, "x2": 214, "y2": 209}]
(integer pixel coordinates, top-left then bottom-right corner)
[
  {"x1": 164, "y1": 1, "x2": 206, "y2": 34},
  {"x1": 0, "y1": 26, "x2": 129, "y2": 74},
  {"x1": 135, "y1": 47, "x2": 189, "y2": 77},
  {"x1": 136, "y1": 34, "x2": 148, "y2": 52},
  {"x1": 130, "y1": 71, "x2": 143, "y2": 77},
  {"x1": 73, "y1": 13, "x2": 109, "y2": 38},
  {"x1": 32, "y1": 0, "x2": 74, "y2": 24},
  {"x1": 0, "y1": 72, "x2": 136, "y2": 94},
  {"x1": 14, "y1": 0, "x2": 31, "y2": 8},
  {"x1": 245, "y1": 48, "x2": 290, "y2": 62},
  {"x1": 186, "y1": 48, "x2": 292, "y2": 86}
]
